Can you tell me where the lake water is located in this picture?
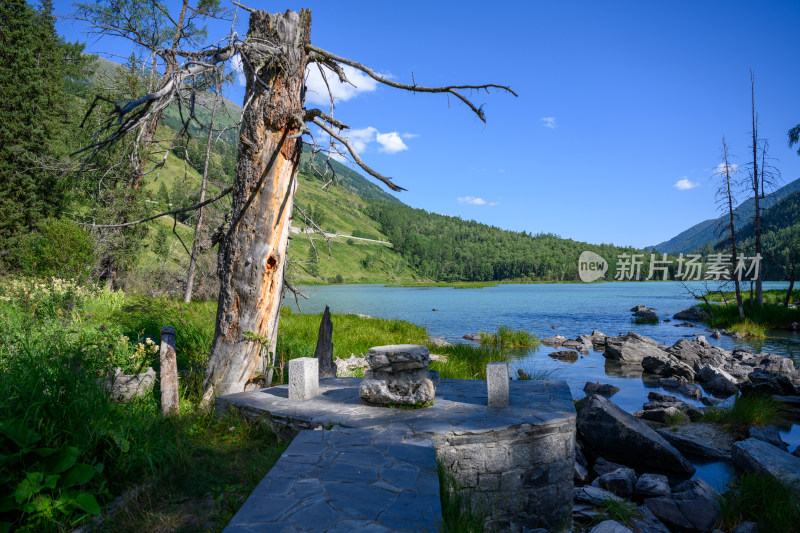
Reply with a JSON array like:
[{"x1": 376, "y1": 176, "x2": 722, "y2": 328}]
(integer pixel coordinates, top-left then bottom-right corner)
[{"x1": 286, "y1": 281, "x2": 800, "y2": 487}]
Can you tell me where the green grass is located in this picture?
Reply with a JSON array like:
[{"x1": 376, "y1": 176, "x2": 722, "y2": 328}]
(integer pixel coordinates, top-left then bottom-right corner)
[
  {"x1": 0, "y1": 283, "x2": 287, "y2": 532},
  {"x1": 727, "y1": 319, "x2": 768, "y2": 339},
  {"x1": 478, "y1": 326, "x2": 539, "y2": 349},
  {"x1": 717, "y1": 472, "x2": 800, "y2": 532},
  {"x1": 700, "y1": 300, "x2": 800, "y2": 330},
  {"x1": 438, "y1": 461, "x2": 486, "y2": 533},
  {"x1": 703, "y1": 288, "x2": 800, "y2": 305},
  {"x1": 516, "y1": 366, "x2": 562, "y2": 380},
  {"x1": 664, "y1": 410, "x2": 688, "y2": 427},
  {"x1": 427, "y1": 344, "x2": 512, "y2": 380},
  {"x1": 592, "y1": 498, "x2": 641, "y2": 528},
  {"x1": 701, "y1": 393, "x2": 779, "y2": 430}
]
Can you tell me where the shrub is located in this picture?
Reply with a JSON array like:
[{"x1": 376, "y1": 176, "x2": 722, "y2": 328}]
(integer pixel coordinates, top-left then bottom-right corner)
[
  {"x1": 478, "y1": 326, "x2": 539, "y2": 348},
  {"x1": 15, "y1": 219, "x2": 94, "y2": 282}
]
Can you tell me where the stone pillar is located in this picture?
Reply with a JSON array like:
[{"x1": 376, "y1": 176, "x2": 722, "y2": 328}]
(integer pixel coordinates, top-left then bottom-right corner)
[
  {"x1": 486, "y1": 362, "x2": 509, "y2": 407},
  {"x1": 159, "y1": 326, "x2": 179, "y2": 416},
  {"x1": 289, "y1": 357, "x2": 319, "y2": 400}
]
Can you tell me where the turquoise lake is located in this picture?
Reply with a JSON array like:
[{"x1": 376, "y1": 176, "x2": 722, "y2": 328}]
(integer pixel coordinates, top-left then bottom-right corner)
[{"x1": 286, "y1": 281, "x2": 800, "y2": 486}]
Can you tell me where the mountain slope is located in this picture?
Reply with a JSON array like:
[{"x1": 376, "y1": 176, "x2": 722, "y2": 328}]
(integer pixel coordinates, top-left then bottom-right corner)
[{"x1": 651, "y1": 177, "x2": 800, "y2": 254}]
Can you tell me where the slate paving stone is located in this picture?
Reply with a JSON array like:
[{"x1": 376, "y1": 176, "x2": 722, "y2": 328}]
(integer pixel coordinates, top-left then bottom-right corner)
[{"x1": 221, "y1": 378, "x2": 575, "y2": 532}]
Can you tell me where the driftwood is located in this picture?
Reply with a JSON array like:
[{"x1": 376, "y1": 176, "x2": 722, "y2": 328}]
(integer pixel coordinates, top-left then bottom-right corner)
[{"x1": 314, "y1": 306, "x2": 336, "y2": 378}]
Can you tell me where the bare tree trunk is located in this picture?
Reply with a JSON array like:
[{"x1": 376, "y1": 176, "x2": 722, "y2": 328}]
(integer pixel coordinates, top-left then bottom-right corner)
[
  {"x1": 751, "y1": 71, "x2": 763, "y2": 306},
  {"x1": 200, "y1": 10, "x2": 309, "y2": 407},
  {"x1": 785, "y1": 266, "x2": 795, "y2": 307},
  {"x1": 721, "y1": 138, "x2": 744, "y2": 319},
  {"x1": 184, "y1": 71, "x2": 221, "y2": 303}
]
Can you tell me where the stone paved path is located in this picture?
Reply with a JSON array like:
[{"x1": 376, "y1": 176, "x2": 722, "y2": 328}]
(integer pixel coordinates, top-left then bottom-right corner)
[{"x1": 223, "y1": 427, "x2": 442, "y2": 532}]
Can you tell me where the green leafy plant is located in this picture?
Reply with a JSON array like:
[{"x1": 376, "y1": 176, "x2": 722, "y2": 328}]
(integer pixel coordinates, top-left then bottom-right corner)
[{"x1": 0, "y1": 420, "x2": 105, "y2": 531}]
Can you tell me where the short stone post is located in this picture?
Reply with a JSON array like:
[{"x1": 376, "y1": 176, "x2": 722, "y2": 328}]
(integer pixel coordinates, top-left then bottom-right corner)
[
  {"x1": 314, "y1": 306, "x2": 336, "y2": 379},
  {"x1": 486, "y1": 362, "x2": 509, "y2": 407},
  {"x1": 289, "y1": 357, "x2": 319, "y2": 400},
  {"x1": 159, "y1": 326, "x2": 179, "y2": 416}
]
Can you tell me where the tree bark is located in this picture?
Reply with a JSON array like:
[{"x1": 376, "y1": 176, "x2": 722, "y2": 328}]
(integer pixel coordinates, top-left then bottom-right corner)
[
  {"x1": 200, "y1": 9, "x2": 310, "y2": 407},
  {"x1": 751, "y1": 72, "x2": 763, "y2": 305}
]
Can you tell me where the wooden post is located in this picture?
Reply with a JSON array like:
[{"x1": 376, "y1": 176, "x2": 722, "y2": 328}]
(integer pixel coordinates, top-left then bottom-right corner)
[
  {"x1": 160, "y1": 326, "x2": 179, "y2": 416},
  {"x1": 314, "y1": 305, "x2": 336, "y2": 379}
]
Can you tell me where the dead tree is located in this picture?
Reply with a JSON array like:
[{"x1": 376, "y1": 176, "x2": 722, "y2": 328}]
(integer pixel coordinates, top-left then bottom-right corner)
[
  {"x1": 714, "y1": 137, "x2": 744, "y2": 319},
  {"x1": 78, "y1": 6, "x2": 516, "y2": 407}
]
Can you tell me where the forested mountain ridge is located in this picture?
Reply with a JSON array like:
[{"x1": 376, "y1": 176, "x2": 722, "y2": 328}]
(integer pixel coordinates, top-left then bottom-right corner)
[{"x1": 651, "y1": 177, "x2": 800, "y2": 254}]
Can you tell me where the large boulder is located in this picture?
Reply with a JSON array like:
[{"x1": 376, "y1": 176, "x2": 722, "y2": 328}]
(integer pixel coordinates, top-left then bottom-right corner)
[
  {"x1": 634, "y1": 473, "x2": 671, "y2": 499},
  {"x1": 642, "y1": 353, "x2": 696, "y2": 380},
  {"x1": 696, "y1": 364, "x2": 739, "y2": 396},
  {"x1": 592, "y1": 466, "x2": 637, "y2": 498},
  {"x1": 666, "y1": 338, "x2": 707, "y2": 366},
  {"x1": 730, "y1": 438, "x2": 800, "y2": 484},
  {"x1": 740, "y1": 369, "x2": 799, "y2": 396},
  {"x1": 604, "y1": 332, "x2": 667, "y2": 364},
  {"x1": 673, "y1": 306, "x2": 709, "y2": 321},
  {"x1": 589, "y1": 521, "x2": 633, "y2": 533},
  {"x1": 577, "y1": 394, "x2": 695, "y2": 475},
  {"x1": 644, "y1": 479, "x2": 720, "y2": 532},
  {"x1": 748, "y1": 426, "x2": 789, "y2": 451}
]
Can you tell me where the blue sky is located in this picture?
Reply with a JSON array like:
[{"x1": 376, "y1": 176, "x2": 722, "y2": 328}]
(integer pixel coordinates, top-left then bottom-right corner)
[{"x1": 52, "y1": 0, "x2": 800, "y2": 248}]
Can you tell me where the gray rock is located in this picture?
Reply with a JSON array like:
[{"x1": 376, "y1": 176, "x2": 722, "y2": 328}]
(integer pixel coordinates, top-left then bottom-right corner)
[
  {"x1": 358, "y1": 345, "x2": 437, "y2": 406},
  {"x1": 748, "y1": 426, "x2": 788, "y2": 451},
  {"x1": 592, "y1": 330, "x2": 608, "y2": 345},
  {"x1": 753, "y1": 353, "x2": 795, "y2": 376},
  {"x1": 576, "y1": 444, "x2": 589, "y2": 468},
  {"x1": 676, "y1": 383, "x2": 703, "y2": 399},
  {"x1": 697, "y1": 364, "x2": 739, "y2": 396},
  {"x1": 667, "y1": 338, "x2": 708, "y2": 365},
  {"x1": 673, "y1": 307, "x2": 709, "y2": 321},
  {"x1": 629, "y1": 505, "x2": 671, "y2": 533},
  {"x1": 741, "y1": 369, "x2": 799, "y2": 396},
  {"x1": 574, "y1": 461, "x2": 589, "y2": 483},
  {"x1": 573, "y1": 485, "x2": 624, "y2": 505},
  {"x1": 634, "y1": 473, "x2": 671, "y2": 498},
  {"x1": 589, "y1": 520, "x2": 633, "y2": 533},
  {"x1": 634, "y1": 406, "x2": 683, "y2": 423},
  {"x1": 541, "y1": 335, "x2": 566, "y2": 346},
  {"x1": 642, "y1": 353, "x2": 696, "y2": 380},
  {"x1": 711, "y1": 330, "x2": 722, "y2": 339},
  {"x1": 577, "y1": 394, "x2": 695, "y2": 474},
  {"x1": 631, "y1": 305, "x2": 648, "y2": 313},
  {"x1": 462, "y1": 333, "x2": 482, "y2": 342},
  {"x1": 561, "y1": 339, "x2": 584, "y2": 349},
  {"x1": 428, "y1": 336, "x2": 452, "y2": 348},
  {"x1": 596, "y1": 467, "x2": 637, "y2": 498},
  {"x1": 634, "y1": 310, "x2": 659, "y2": 321},
  {"x1": 642, "y1": 400, "x2": 703, "y2": 421},
  {"x1": 593, "y1": 457, "x2": 627, "y2": 477},
  {"x1": 729, "y1": 331, "x2": 744, "y2": 340},
  {"x1": 731, "y1": 522, "x2": 759, "y2": 533},
  {"x1": 674, "y1": 322, "x2": 697, "y2": 328},
  {"x1": 604, "y1": 332, "x2": 667, "y2": 364},
  {"x1": 793, "y1": 446, "x2": 800, "y2": 458},
  {"x1": 584, "y1": 381, "x2": 621, "y2": 397},
  {"x1": 644, "y1": 479, "x2": 720, "y2": 532},
  {"x1": 731, "y1": 438, "x2": 800, "y2": 484},
  {"x1": 656, "y1": 429, "x2": 730, "y2": 462},
  {"x1": 659, "y1": 376, "x2": 688, "y2": 389},
  {"x1": 549, "y1": 350, "x2": 580, "y2": 362},
  {"x1": 700, "y1": 396, "x2": 722, "y2": 406}
]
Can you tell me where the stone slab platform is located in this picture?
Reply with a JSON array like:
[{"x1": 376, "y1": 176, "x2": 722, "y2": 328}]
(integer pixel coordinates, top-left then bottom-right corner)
[
  {"x1": 218, "y1": 378, "x2": 576, "y2": 531},
  {"x1": 217, "y1": 378, "x2": 575, "y2": 441},
  {"x1": 224, "y1": 427, "x2": 441, "y2": 533}
]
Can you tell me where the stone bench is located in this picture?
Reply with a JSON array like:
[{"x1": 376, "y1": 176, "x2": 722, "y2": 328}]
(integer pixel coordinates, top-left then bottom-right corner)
[{"x1": 223, "y1": 427, "x2": 442, "y2": 532}]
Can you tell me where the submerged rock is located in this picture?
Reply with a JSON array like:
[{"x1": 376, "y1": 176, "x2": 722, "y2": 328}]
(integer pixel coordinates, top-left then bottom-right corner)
[{"x1": 583, "y1": 381, "x2": 621, "y2": 397}]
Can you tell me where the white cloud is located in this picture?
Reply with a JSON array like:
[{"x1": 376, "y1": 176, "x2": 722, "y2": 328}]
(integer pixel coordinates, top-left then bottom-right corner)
[
  {"x1": 541, "y1": 117, "x2": 557, "y2": 129},
  {"x1": 674, "y1": 177, "x2": 700, "y2": 190},
  {"x1": 305, "y1": 64, "x2": 379, "y2": 106},
  {"x1": 457, "y1": 196, "x2": 499, "y2": 206},
  {"x1": 376, "y1": 132, "x2": 408, "y2": 153},
  {"x1": 313, "y1": 125, "x2": 412, "y2": 155},
  {"x1": 231, "y1": 54, "x2": 246, "y2": 87},
  {"x1": 715, "y1": 162, "x2": 739, "y2": 174}
]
